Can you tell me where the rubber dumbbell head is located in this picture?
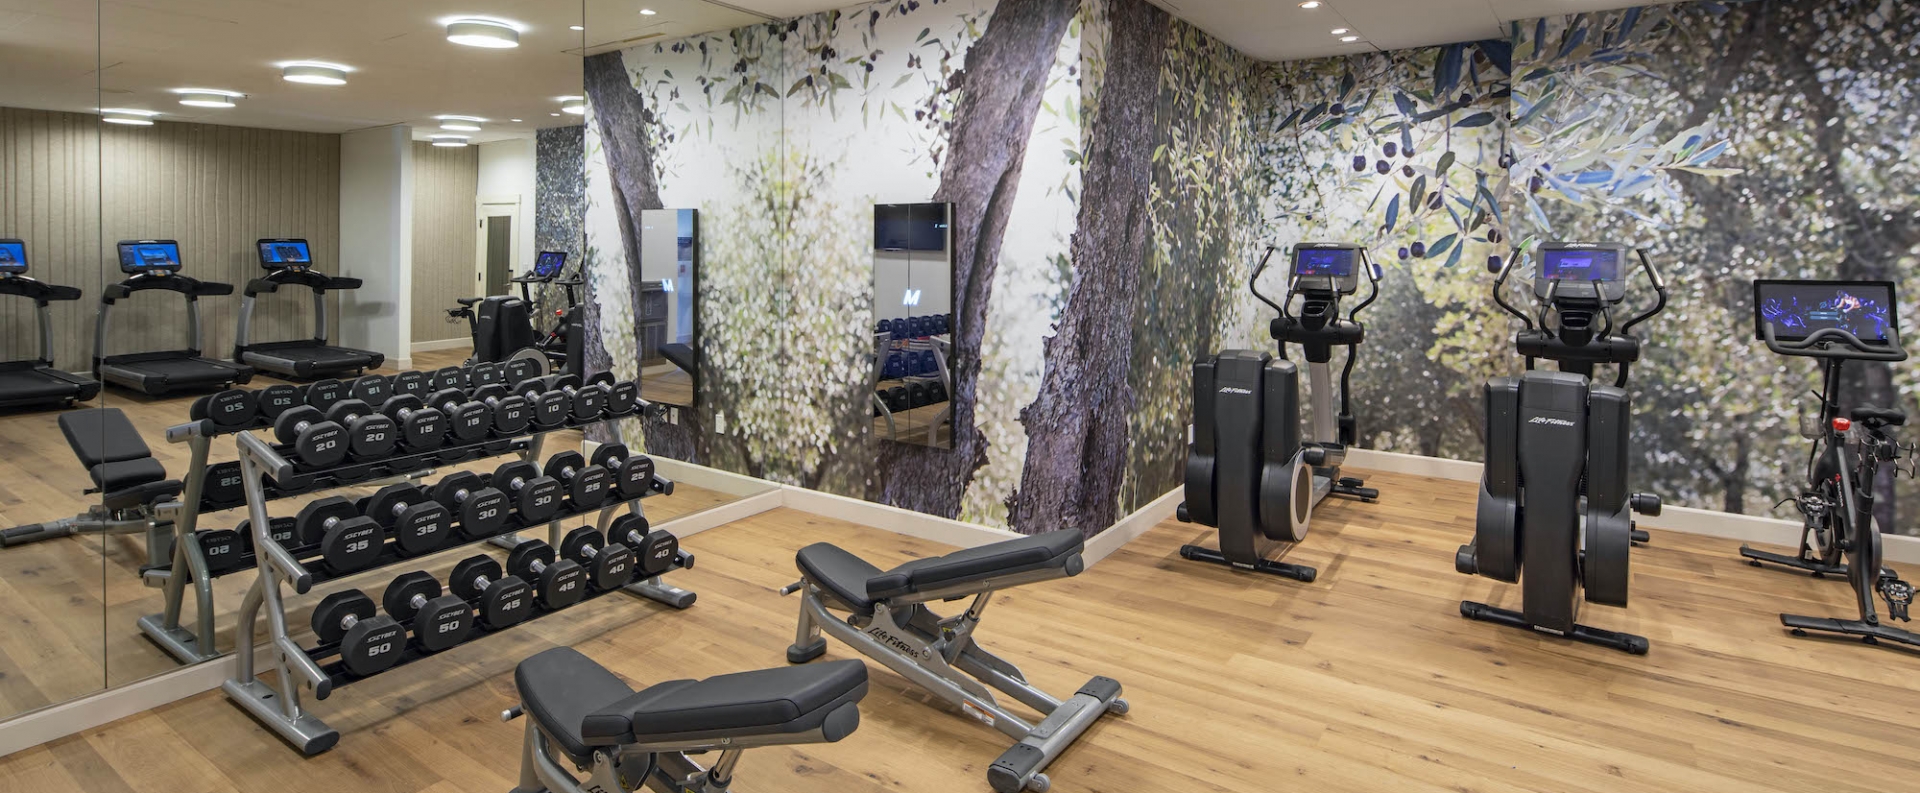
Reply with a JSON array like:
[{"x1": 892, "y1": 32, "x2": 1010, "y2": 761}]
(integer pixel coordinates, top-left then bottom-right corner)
[
  {"x1": 469, "y1": 362, "x2": 506, "y2": 388},
  {"x1": 427, "y1": 388, "x2": 493, "y2": 443},
  {"x1": 560, "y1": 526, "x2": 635, "y2": 592},
  {"x1": 473, "y1": 384, "x2": 532, "y2": 436},
  {"x1": 272, "y1": 406, "x2": 348, "y2": 468},
  {"x1": 238, "y1": 516, "x2": 301, "y2": 555},
  {"x1": 196, "y1": 528, "x2": 246, "y2": 574},
  {"x1": 347, "y1": 373, "x2": 391, "y2": 404},
  {"x1": 505, "y1": 540, "x2": 586, "y2": 610},
  {"x1": 362, "y1": 484, "x2": 453, "y2": 556},
  {"x1": 311, "y1": 591, "x2": 404, "y2": 677},
  {"x1": 256, "y1": 384, "x2": 302, "y2": 419},
  {"x1": 202, "y1": 461, "x2": 245, "y2": 508},
  {"x1": 192, "y1": 389, "x2": 258, "y2": 429},
  {"x1": 544, "y1": 451, "x2": 611, "y2": 510},
  {"x1": 591, "y1": 444, "x2": 656, "y2": 500},
  {"x1": 296, "y1": 496, "x2": 385, "y2": 573},
  {"x1": 609, "y1": 514, "x2": 681, "y2": 578},
  {"x1": 449, "y1": 555, "x2": 534, "y2": 629},
  {"x1": 429, "y1": 366, "x2": 466, "y2": 392},
  {"x1": 382, "y1": 571, "x2": 473, "y2": 653},
  {"x1": 303, "y1": 378, "x2": 345, "y2": 413},
  {"x1": 378, "y1": 394, "x2": 447, "y2": 452},
  {"x1": 491, "y1": 461, "x2": 562, "y2": 524},
  {"x1": 324, "y1": 399, "x2": 398, "y2": 460},
  {"x1": 504, "y1": 357, "x2": 543, "y2": 388},
  {"x1": 431, "y1": 471, "x2": 512, "y2": 538},
  {"x1": 390, "y1": 370, "x2": 430, "y2": 399}
]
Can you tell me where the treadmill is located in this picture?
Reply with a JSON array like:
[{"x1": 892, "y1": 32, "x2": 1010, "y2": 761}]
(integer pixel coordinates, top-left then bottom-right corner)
[
  {"x1": 0, "y1": 238, "x2": 100, "y2": 409},
  {"x1": 233, "y1": 238, "x2": 385, "y2": 378},
  {"x1": 95, "y1": 239, "x2": 254, "y2": 396}
]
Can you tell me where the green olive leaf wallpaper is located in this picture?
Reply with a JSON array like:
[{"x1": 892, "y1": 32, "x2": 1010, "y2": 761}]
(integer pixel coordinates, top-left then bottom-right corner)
[{"x1": 569, "y1": 0, "x2": 1920, "y2": 537}]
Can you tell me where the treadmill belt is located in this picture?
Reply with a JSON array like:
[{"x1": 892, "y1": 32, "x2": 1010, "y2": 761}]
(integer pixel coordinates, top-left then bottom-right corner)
[
  {"x1": 0, "y1": 368, "x2": 92, "y2": 403},
  {"x1": 102, "y1": 356, "x2": 250, "y2": 395},
  {"x1": 242, "y1": 342, "x2": 383, "y2": 377}
]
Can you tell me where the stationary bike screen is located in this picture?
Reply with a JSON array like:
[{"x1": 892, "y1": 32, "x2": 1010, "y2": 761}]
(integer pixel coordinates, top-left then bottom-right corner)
[
  {"x1": 117, "y1": 240, "x2": 182, "y2": 274},
  {"x1": 1752, "y1": 279, "x2": 1897, "y2": 343},
  {"x1": 533, "y1": 251, "x2": 567, "y2": 279},
  {"x1": 257, "y1": 239, "x2": 312, "y2": 269},
  {"x1": 0, "y1": 239, "x2": 25, "y2": 274}
]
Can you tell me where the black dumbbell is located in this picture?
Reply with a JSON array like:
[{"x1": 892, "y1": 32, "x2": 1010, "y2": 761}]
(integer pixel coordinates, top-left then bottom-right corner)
[
  {"x1": 377, "y1": 394, "x2": 448, "y2": 452},
  {"x1": 544, "y1": 451, "x2": 611, "y2": 511},
  {"x1": 257, "y1": 384, "x2": 303, "y2": 419},
  {"x1": 311, "y1": 591, "x2": 404, "y2": 677},
  {"x1": 559, "y1": 526, "x2": 636, "y2": 592},
  {"x1": 426, "y1": 388, "x2": 494, "y2": 444},
  {"x1": 473, "y1": 385, "x2": 532, "y2": 436},
  {"x1": 238, "y1": 515, "x2": 301, "y2": 555},
  {"x1": 191, "y1": 389, "x2": 257, "y2": 429},
  {"x1": 590, "y1": 444, "x2": 656, "y2": 500},
  {"x1": 390, "y1": 370, "x2": 430, "y2": 400},
  {"x1": 511, "y1": 379, "x2": 572, "y2": 429},
  {"x1": 431, "y1": 471, "x2": 512, "y2": 539},
  {"x1": 469, "y1": 362, "x2": 508, "y2": 388},
  {"x1": 196, "y1": 528, "x2": 247, "y2": 573},
  {"x1": 503, "y1": 357, "x2": 543, "y2": 388},
  {"x1": 360, "y1": 484, "x2": 453, "y2": 556},
  {"x1": 491, "y1": 461, "x2": 563, "y2": 524},
  {"x1": 347, "y1": 373, "x2": 390, "y2": 404},
  {"x1": 295, "y1": 496, "x2": 386, "y2": 572},
  {"x1": 323, "y1": 399, "x2": 398, "y2": 460},
  {"x1": 304, "y1": 378, "x2": 345, "y2": 413},
  {"x1": 506, "y1": 540, "x2": 586, "y2": 610},
  {"x1": 908, "y1": 382, "x2": 929, "y2": 408},
  {"x1": 553, "y1": 375, "x2": 610, "y2": 422},
  {"x1": 272, "y1": 406, "x2": 348, "y2": 468},
  {"x1": 429, "y1": 366, "x2": 466, "y2": 392},
  {"x1": 202, "y1": 461, "x2": 245, "y2": 507},
  {"x1": 608, "y1": 513, "x2": 684, "y2": 578},
  {"x1": 448, "y1": 555, "x2": 534, "y2": 629},
  {"x1": 382, "y1": 572, "x2": 473, "y2": 653},
  {"x1": 587, "y1": 372, "x2": 640, "y2": 417}
]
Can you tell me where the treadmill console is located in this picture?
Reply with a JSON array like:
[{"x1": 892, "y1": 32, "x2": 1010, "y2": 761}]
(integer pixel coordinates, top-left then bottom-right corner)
[
  {"x1": 117, "y1": 240, "x2": 183, "y2": 274},
  {"x1": 1291, "y1": 243, "x2": 1364, "y2": 294},
  {"x1": 1535, "y1": 242, "x2": 1630, "y2": 304},
  {"x1": 532, "y1": 250, "x2": 567, "y2": 280},
  {"x1": 1752, "y1": 279, "x2": 1897, "y2": 343},
  {"x1": 258, "y1": 238, "x2": 314, "y2": 271},
  {"x1": 0, "y1": 238, "x2": 25, "y2": 275}
]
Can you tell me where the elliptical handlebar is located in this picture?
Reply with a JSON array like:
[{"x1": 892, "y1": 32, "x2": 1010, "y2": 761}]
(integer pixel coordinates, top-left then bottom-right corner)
[
  {"x1": 1346, "y1": 252, "x2": 1382, "y2": 324},
  {"x1": 1762, "y1": 324, "x2": 1910, "y2": 362},
  {"x1": 1620, "y1": 248, "x2": 1668, "y2": 337},
  {"x1": 1488, "y1": 252, "x2": 1535, "y2": 331},
  {"x1": 1249, "y1": 246, "x2": 1287, "y2": 318}
]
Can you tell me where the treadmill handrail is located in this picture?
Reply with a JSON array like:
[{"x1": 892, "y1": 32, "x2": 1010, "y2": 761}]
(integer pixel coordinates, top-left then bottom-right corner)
[
  {"x1": 103, "y1": 273, "x2": 233, "y2": 303},
  {"x1": 0, "y1": 275, "x2": 83, "y2": 304},
  {"x1": 243, "y1": 268, "x2": 364, "y2": 297}
]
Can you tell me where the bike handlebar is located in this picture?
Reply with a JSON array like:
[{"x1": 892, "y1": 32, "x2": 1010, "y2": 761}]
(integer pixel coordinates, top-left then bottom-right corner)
[{"x1": 1762, "y1": 324, "x2": 1910, "y2": 362}]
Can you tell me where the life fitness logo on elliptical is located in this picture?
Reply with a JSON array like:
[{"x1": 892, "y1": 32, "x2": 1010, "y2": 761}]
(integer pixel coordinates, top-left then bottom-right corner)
[
  {"x1": 1219, "y1": 386, "x2": 1254, "y2": 395},
  {"x1": 1529, "y1": 416, "x2": 1577, "y2": 427}
]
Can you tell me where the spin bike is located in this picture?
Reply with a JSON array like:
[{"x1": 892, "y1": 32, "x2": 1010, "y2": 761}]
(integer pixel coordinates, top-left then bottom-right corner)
[
  {"x1": 1456, "y1": 243, "x2": 1665, "y2": 654},
  {"x1": 1177, "y1": 243, "x2": 1380, "y2": 582},
  {"x1": 1748, "y1": 278, "x2": 1916, "y2": 650},
  {"x1": 448, "y1": 250, "x2": 581, "y2": 376}
]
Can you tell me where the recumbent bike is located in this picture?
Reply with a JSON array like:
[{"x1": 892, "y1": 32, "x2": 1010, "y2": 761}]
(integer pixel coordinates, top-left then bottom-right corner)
[
  {"x1": 1456, "y1": 242, "x2": 1665, "y2": 654},
  {"x1": 1178, "y1": 242, "x2": 1381, "y2": 582},
  {"x1": 1747, "y1": 278, "x2": 1916, "y2": 650}
]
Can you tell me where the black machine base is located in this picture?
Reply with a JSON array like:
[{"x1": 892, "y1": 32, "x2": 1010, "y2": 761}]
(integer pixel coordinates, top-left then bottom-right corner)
[
  {"x1": 1781, "y1": 614, "x2": 1920, "y2": 651},
  {"x1": 1736, "y1": 544, "x2": 1894, "y2": 579},
  {"x1": 1331, "y1": 476, "x2": 1378, "y2": 502},
  {"x1": 1459, "y1": 601, "x2": 1649, "y2": 655},
  {"x1": 1179, "y1": 544, "x2": 1317, "y2": 582}
]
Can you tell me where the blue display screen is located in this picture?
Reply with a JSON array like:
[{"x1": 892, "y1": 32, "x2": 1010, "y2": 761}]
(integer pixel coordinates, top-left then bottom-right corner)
[
  {"x1": 0, "y1": 240, "x2": 25, "y2": 273},
  {"x1": 1755, "y1": 281, "x2": 1896, "y2": 342},
  {"x1": 1541, "y1": 249, "x2": 1620, "y2": 281},
  {"x1": 258, "y1": 240, "x2": 312, "y2": 267},
  {"x1": 534, "y1": 251, "x2": 567, "y2": 278},
  {"x1": 1293, "y1": 248, "x2": 1355, "y2": 277},
  {"x1": 118, "y1": 241, "x2": 182, "y2": 272}
]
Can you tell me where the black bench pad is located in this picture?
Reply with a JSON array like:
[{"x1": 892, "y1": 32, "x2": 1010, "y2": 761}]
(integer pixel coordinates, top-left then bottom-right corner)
[
  {"x1": 59, "y1": 408, "x2": 153, "y2": 467},
  {"x1": 796, "y1": 531, "x2": 1085, "y2": 615}
]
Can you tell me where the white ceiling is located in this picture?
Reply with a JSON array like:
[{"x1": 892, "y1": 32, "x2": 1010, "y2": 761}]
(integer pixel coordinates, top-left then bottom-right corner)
[{"x1": 0, "y1": 0, "x2": 1682, "y2": 141}]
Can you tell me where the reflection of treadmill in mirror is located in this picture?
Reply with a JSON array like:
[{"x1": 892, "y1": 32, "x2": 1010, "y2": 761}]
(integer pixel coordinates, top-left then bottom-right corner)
[
  {"x1": 233, "y1": 238, "x2": 385, "y2": 378},
  {"x1": 96, "y1": 239, "x2": 254, "y2": 395},
  {"x1": 0, "y1": 238, "x2": 101, "y2": 409}
]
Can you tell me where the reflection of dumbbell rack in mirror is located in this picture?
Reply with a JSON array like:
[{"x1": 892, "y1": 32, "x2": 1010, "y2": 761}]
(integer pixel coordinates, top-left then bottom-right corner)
[{"x1": 872, "y1": 313, "x2": 954, "y2": 447}]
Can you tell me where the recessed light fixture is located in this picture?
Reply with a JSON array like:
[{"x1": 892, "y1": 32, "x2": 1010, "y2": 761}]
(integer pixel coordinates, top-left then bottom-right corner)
[
  {"x1": 550, "y1": 112, "x2": 561, "y2": 117},
  {"x1": 1299, "y1": 1, "x2": 1322, "y2": 8},
  {"x1": 173, "y1": 88, "x2": 243, "y2": 108},
  {"x1": 436, "y1": 114, "x2": 486, "y2": 131},
  {"x1": 559, "y1": 95, "x2": 586, "y2": 115},
  {"x1": 640, "y1": 8, "x2": 657, "y2": 14},
  {"x1": 101, "y1": 108, "x2": 159, "y2": 126},
  {"x1": 282, "y1": 61, "x2": 352, "y2": 86},
  {"x1": 1341, "y1": 35, "x2": 1360, "y2": 42},
  {"x1": 430, "y1": 134, "x2": 471, "y2": 148},
  {"x1": 511, "y1": 118, "x2": 523, "y2": 122},
  {"x1": 569, "y1": 25, "x2": 583, "y2": 31},
  {"x1": 445, "y1": 17, "x2": 521, "y2": 48},
  {"x1": 1331, "y1": 28, "x2": 1349, "y2": 35}
]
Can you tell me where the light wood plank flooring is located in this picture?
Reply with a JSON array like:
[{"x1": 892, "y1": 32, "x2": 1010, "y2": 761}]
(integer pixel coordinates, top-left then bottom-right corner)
[
  {"x1": 0, "y1": 347, "x2": 759, "y2": 717},
  {"x1": 4, "y1": 472, "x2": 1918, "y2": 793}
]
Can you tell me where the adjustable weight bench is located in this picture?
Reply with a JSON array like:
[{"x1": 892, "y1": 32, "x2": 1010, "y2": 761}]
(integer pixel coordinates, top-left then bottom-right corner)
[
  {"x1": 505, "y1": 647, "x2": 868, "y2": 793},
  {"x1": 780, "y1": 529, "x2": 1127, "y2": 793},
  {"x1": 0, "y1": 408, "x2": 182, "y2": 547}
]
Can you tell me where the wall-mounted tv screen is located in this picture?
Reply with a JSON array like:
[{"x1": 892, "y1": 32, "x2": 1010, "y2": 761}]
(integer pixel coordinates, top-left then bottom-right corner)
[{"x1": 875, "y1": 203, "x2": 949, "y2": 252}]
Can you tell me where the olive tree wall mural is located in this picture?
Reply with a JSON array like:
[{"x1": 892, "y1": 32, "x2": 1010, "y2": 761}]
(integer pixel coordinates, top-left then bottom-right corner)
[{"x1": 577, "y1": 0, "x2": 1920, "y2": 537}]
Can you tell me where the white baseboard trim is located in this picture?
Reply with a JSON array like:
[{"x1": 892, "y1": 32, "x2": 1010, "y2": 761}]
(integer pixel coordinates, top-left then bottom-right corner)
[
  {"x1": 409, "y1": 337, "x2": 470, "y2": 354},
  {"x1": 658, "y1": 489, "x2": 783, "y2": 539},
  {"x1": 651, "y1": 457, "x2": 789, "y2": 499},
  {"x1": 1084, "y1": 487, "x2": 1182, "y2": 566},
  {"x1": 777, "y1": 485, "x2": 1022, "y2": 549}
]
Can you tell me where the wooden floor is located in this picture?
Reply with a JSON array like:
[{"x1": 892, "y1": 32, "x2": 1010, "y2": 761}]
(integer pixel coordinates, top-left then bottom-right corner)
[
  {"x1": 4, "y1": 470, "x2": 1918, "y2": 792},
  {"x1": 0, "y1": 348, "x2": 759, "y2": 718}
]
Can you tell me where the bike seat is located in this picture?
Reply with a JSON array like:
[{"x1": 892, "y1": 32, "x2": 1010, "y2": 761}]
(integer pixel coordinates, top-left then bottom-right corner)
[
  {"x1": 1851, "y1": 406, "x2": 1907, "y2": 427},
  {"x1": 455, "y1": 297, "x2": 483, "y2": 307}
]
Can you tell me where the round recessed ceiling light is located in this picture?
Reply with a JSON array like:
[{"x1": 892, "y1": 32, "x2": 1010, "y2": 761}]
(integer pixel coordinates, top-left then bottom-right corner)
[
  {"x1": 436, "y1": 114, "x2": 486, "y2": 131},
  {"x1": 430, "y1": 134, "x2": 471, "y2": 148},
  {"x1": 1331, "y1": 28, "x2": 1349, "y2": 35},
  {"x1": 1341, "y1": 35, "x2": 1360, "y2": 42},
  {"x1": 559, "y1": 96, "x2": 586, "y2": 115},
  {"x1": 173, "y1": 88, "x2": 243, "y2": 108},
  {"x1": 282, "y1": 61, "x2": 352, "y2": 86},
  {"x1": 640, "y1": 8, "x2": 657, "y2": 15},
  {"x1": 446, "y1": 18, "x2": 521, "y2": 48},
  {"x1": 1299, "y1": 1, "x2": 1322, "y2": 8},
  {"x1": 101, "y1": 108, "x2": 159, "y2": 126}
]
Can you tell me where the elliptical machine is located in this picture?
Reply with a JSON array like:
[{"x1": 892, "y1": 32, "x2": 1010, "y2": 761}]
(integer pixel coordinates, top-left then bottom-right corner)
[
  {"x1": 1456, "y1": 242, "x2": 1666, "y2": 654},
  {"x1": 1747, "y1": 279, "x2": 1916, "y2": 650},
  {"x1": 1177, "y1": 242, "x2": 1381, "y2": 582}
]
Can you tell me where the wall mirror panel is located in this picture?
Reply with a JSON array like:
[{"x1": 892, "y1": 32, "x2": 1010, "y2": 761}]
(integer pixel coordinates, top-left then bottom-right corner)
[
  {"x1": 0, "y1": 0, "x2": 107, "y2": 721},
  {"x1": 636, "y1": 208, "x2": 698, "y2": 411},
  {"x1": 873, "y1": 202, "x2": 954, "y2": 449}
]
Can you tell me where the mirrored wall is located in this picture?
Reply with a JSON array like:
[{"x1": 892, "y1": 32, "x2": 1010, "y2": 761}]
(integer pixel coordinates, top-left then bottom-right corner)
[{"x1": 873, "y1": 202, "x2": 954, "y2": 449}]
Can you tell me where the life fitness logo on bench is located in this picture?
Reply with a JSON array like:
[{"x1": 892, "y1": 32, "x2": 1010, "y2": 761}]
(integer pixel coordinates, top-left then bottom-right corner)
[
  {"x1": 866, "y1": 625, "x2": 932, "y2": 660},
  {"x1": 1528, "y1": 416, "x2": 1577, "y2": 427}
]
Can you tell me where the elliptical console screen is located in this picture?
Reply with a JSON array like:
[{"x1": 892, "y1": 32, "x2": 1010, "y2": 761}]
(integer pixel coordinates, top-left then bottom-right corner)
[
  {"x1": 533, "y1": 251, "x2": 567, "y2": 279},
  {"x1": 0, "y1": 239, "x2": 25, "y2": 274},
  {"x1": 257, "y1": 239, "x2": 312, "y2": 269},
  {"x1": 1292, "y1": 247, "x2": 1355, "y2": 278},
  {"x1": 1540, "y1": 248, "x2": 1621, "y2": 282},
  {"x1": 1752, "y1": 279, "x2": 1897, "y2": 343},
  {"x1": 117, "y1": 240, "x2": 182, "y2": 273}
]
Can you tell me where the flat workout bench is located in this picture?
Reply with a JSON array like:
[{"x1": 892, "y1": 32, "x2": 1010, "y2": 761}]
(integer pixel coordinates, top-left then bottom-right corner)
[
  {"x1": 506, "y1": 647, "x2": 867, "y2": 793},
  {"x1": 782, "y1": 529, "x2": 1127, "y2": 793}
]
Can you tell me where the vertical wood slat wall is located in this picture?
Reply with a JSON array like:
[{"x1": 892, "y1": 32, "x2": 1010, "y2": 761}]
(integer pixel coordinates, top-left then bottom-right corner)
[
  {"x1": 411, "y1": 141, "x2": 480, "y2": 344},
  {"x1": 0, "y1": 107, "x2": 342, "y2": 372}
]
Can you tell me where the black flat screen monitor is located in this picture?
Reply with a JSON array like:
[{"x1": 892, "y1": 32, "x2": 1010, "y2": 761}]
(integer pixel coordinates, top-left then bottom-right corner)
[
  {"x1": 257, "y1": 238, "x2": 313, "y2": 269},
  {"x1": 0, "y1": 238, "x2": 25, "y2": 274},
  {"x1": 117, "y1": 240, "x2": 183, "y2": 273},
  {"x1": 1535, "y1": 242, "x2": 1630, "y2": 303},
  {"x1": 533, "y1": 251, "x2": 567, "y2": 279},
  {"x1": 1540, "y1": 247, "x2": 1621, "y2": 282},
  {"x1": 1290, "y1": 243, "x2": 1362, "y2": 293},
  {"x1": 874, "y1": 203, "x2": 949, "y2": 252},
  {"x1": 1752, "y1": 279, "x2": 1897, "y2": 343}
]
